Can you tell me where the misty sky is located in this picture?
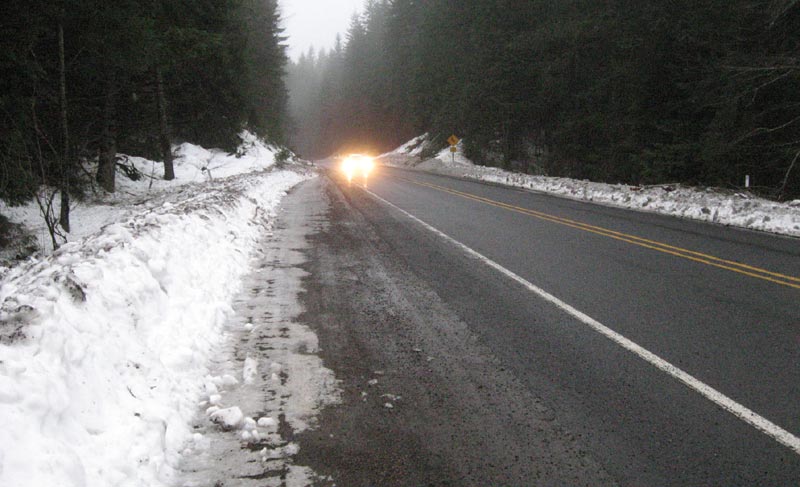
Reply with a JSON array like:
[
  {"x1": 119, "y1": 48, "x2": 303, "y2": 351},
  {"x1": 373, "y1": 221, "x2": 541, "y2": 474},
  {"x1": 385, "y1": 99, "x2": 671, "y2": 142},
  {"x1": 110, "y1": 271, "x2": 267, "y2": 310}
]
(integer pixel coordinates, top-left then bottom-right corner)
[{"x1": 280, "y1": 0, "x2": 365, "y2": 61}]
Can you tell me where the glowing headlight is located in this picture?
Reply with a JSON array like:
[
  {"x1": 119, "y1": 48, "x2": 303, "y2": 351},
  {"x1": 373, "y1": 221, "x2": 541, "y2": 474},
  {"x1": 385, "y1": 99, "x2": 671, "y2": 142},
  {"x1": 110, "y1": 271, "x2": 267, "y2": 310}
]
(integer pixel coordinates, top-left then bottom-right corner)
[
  {"x1": 342, "y1": 158, "x2": 356, "y2": 173},
  {"x1": 341, "y1": 154, "x2": 374, "y2": 178},
  {"x1": 360, "y1": 157, "x2": 375, "y2": 174}
]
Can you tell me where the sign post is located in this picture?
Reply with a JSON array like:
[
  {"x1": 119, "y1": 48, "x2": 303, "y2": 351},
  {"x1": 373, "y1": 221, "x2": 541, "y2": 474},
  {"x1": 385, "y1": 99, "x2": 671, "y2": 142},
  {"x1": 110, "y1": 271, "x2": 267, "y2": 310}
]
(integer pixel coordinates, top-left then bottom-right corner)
[{"x1": 448, "y1": 135, "x2": 460, "y2": 163}]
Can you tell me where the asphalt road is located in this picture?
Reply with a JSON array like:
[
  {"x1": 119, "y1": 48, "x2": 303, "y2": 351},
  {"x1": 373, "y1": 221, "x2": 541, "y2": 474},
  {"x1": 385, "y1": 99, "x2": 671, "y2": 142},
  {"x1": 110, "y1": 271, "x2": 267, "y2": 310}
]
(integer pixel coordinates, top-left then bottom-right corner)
[{"x1": 292, "y1": 164, "x2": 800, "y2": 486}]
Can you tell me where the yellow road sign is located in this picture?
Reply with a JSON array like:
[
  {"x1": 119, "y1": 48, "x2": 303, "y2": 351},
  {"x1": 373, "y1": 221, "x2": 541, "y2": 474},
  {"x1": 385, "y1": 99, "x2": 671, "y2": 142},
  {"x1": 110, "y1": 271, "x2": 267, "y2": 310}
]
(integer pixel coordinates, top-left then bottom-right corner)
[
  {"x1": 448, "y1": 135, "x2": 460, "y2": 146},
  {"x1": 450, "y1": 146, "x2": 458, "y2": 153}
]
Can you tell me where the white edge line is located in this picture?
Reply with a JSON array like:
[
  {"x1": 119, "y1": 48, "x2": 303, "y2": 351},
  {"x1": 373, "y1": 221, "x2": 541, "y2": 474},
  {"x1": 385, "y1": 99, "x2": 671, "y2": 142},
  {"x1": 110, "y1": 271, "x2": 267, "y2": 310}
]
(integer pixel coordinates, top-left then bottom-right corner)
[{"x1": 365, "y1": 188, "x2": 800, "y2": 456}]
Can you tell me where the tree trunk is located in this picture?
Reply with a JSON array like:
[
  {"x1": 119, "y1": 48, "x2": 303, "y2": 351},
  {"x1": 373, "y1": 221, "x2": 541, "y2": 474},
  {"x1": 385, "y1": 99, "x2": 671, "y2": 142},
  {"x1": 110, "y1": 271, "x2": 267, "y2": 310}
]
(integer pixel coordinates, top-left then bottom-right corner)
[
  {"x1": 155, "y1": 67, "x2": 175, "y2": 181},
  {"x1": 97, "y1": 76, "x2": 117, "y2": 192},
  {"x1": 58, "y1": 21, "x2": 70, "y2": 233}
]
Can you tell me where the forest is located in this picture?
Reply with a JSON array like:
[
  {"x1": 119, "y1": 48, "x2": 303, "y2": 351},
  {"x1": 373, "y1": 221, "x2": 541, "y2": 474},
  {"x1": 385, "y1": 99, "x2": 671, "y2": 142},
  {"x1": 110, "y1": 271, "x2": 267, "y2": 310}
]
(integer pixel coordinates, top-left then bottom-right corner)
[
  {"x1": 1, "y1": 0, "x2": 799, "y2": 228},
  {"x1": 0, "y1": 0, "x2": 287, "y2": 234},
  {"x1": 287, "y1": 0, "x2": 800, "y2": 199}
]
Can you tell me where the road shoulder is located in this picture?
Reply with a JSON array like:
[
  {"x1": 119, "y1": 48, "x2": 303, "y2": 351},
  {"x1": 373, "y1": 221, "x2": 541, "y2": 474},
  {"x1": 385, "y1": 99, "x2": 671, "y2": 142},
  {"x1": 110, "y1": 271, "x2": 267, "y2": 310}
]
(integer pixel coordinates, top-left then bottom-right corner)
[{"x1": 292, "y1": 175, "x2": 617, "y2": 486}]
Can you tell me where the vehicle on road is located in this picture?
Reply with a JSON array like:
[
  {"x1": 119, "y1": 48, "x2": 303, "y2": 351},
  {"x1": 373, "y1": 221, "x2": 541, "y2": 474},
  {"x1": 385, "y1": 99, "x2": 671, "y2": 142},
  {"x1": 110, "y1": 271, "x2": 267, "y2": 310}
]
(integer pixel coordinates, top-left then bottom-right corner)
[{"x1": 341, "y1": 154, "x2": 375, "y2": 185}]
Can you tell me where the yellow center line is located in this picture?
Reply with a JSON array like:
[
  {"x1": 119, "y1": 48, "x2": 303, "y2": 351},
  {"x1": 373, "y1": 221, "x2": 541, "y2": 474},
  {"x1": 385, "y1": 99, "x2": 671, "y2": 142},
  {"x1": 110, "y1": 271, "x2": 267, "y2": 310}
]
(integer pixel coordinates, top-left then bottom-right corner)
[
  {"x1": 398, "y1": 177, "x2": 800, "y2": 290},
  {"x1": 413, "y1": 179, "x2": 800, "y2": 282}
]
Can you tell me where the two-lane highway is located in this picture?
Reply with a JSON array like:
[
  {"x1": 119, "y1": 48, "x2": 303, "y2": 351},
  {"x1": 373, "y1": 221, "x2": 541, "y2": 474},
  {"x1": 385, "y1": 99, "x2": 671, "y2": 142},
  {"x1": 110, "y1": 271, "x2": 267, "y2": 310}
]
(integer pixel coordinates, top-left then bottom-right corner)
[{"x1": 295, "y1": 163, "x2": 800, "y2": 485}]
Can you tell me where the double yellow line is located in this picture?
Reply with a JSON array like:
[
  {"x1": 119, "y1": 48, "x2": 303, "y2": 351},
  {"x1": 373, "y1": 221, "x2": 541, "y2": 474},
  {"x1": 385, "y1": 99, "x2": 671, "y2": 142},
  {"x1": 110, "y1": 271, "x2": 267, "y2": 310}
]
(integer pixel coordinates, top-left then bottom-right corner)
[{"x1": 401, "y1": 177, "x2": 800, "y2": 290}]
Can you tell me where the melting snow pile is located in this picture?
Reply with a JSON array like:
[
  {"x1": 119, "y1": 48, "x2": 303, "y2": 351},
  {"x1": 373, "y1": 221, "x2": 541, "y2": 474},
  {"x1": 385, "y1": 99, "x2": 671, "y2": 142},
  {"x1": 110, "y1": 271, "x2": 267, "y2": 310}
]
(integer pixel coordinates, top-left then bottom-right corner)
[
  {"x1": 381, "y1": 137, "x2": 800, "y2": 237},
  {"x1": 0, "y1": 134, "x2": 311, "y2": 487}
]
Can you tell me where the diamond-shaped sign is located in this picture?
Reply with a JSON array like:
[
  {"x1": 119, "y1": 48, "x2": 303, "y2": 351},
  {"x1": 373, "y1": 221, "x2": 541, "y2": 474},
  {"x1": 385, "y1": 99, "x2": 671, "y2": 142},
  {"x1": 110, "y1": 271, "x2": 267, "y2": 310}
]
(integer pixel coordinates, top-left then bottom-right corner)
[{"x1": 447, "y1": 135, "x2": 460, "y2": 146}]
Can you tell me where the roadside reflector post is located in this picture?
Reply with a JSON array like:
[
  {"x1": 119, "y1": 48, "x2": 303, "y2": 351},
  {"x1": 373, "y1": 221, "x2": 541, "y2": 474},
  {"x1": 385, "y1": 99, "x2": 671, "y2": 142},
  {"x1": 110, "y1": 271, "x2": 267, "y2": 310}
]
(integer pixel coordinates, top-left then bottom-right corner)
[{"x1": 745, "y1": 175, "x2": 751, "y2": 189}]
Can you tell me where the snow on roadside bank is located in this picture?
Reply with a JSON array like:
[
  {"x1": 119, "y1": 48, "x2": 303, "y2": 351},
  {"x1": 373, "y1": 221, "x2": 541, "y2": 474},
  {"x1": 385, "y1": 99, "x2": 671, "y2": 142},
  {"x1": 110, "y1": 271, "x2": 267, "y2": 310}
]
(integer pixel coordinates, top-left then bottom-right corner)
[
  {"x1": 0, "y1": 131, "x2": 287, "y2": 256},
  {"x1": 0, "y1": 138, "x2": 312, "y2": 486},
  {"x1": 381, "y1": 138, "x2": 800, "y2": 238}
]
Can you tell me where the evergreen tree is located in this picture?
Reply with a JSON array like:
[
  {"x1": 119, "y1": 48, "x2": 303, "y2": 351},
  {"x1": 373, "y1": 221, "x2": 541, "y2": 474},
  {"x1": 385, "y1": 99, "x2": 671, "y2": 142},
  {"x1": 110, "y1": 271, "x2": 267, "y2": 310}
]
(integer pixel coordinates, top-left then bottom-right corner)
[
  {"x1": 285, "y1": 0, "x2": 799, "y2": 198},
  {"x1": 1, "y1": 0, "x2": 293, "y2": 239}
]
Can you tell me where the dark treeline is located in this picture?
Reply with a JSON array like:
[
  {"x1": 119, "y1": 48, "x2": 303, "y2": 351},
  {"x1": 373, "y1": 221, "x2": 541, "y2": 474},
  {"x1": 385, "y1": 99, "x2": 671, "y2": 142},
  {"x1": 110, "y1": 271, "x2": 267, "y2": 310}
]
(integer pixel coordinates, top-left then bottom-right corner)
[
  {"x1": 287, "y1": 0, "x2": 800, "y2": 199},
  {"x1": 1, "y1": 0, "x2": 288, "y2": 240}
]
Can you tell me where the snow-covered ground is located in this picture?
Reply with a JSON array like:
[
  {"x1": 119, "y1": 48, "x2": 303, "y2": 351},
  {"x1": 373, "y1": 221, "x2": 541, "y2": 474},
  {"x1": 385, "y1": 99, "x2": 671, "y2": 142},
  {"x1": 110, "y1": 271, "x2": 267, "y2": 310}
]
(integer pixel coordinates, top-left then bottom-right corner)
[
  {"x1": 380, "y1": 137, "x2": 800, "y2": 238},
  {"x1": 0, "y1": 135, "x2": 325, "y2": 487},
  {"x1": 0, "y1": 132, "x2": 288, "y2": 256}
]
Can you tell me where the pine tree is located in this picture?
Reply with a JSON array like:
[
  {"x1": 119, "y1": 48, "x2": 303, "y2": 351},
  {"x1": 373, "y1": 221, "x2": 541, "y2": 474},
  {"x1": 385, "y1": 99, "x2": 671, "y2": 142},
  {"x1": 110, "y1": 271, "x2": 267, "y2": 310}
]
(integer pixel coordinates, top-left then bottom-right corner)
[{"x1": 1, "y1": 0, "x2": 294, "y2": 231}]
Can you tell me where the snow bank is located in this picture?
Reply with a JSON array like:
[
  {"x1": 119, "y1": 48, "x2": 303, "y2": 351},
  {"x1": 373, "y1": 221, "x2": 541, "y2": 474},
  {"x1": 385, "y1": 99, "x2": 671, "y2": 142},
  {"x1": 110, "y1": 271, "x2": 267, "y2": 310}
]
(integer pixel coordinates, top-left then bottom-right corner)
[
  {"x1": 381, "y1": 136, "x2": 800, "y2": 237},
  {"x1": 475, "y1": 170, "x2": 800, "y2": 237},
  {"x1": 169, "y1": 132, "x2": 279, "y2": 182},
  {"x1": 395, "y1": 133, "x2": 429, "y2": 157},
  {"x1": 0, "y1": 135, "x2": 311, "y2": 487},
  {"x1": 0, "y1": 131, "x2": 284, "y2": 255}
]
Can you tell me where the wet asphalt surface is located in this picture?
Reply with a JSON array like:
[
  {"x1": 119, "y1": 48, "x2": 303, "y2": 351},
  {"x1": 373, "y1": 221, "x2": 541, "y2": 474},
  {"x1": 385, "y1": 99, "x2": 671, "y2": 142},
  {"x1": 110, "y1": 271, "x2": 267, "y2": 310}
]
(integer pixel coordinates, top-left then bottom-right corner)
[{"x1": 287, "y1": 167, "x2": 800, "y2": 486}]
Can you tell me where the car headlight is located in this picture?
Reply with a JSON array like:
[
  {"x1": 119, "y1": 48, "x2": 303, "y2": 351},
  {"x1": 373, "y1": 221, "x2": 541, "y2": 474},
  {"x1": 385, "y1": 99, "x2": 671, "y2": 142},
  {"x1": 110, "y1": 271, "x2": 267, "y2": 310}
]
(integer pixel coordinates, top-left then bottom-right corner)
[{"x1": 361, "y1": 158, "x2": 375, "y2": 173}]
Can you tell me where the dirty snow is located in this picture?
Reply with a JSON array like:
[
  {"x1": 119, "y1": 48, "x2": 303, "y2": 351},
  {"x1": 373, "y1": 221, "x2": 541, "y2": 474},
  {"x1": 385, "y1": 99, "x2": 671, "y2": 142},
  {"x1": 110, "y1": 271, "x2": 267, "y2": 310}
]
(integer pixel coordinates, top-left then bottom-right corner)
[
  {"x1": 243, "y1": 356, "x2": 259, "y2": 385},
  {"x1": 0, "y1": 134, "x2": 322, "y2": 487},
  {"x1": 176, "y1": 179, "x2": 340, "y2": 487},
  {"x1": 209, "y1": 407, "x2": 245, "y2": 430},
  {"x1": 380, "y1": 136, "x2": 800, "y2": 237}
]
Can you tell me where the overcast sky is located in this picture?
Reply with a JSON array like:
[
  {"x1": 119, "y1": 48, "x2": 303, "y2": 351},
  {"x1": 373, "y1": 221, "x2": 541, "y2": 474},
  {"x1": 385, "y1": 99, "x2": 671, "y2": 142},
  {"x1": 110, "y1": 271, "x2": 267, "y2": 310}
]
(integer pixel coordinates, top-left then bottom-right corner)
[{"x1": 279, "y1": 0, "x2": 365, "y2": 61}]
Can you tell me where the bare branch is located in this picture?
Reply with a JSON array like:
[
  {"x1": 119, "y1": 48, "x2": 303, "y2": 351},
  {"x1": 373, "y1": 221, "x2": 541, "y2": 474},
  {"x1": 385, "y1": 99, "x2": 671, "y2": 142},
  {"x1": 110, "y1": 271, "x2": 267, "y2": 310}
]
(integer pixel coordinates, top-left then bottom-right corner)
[
  {"x1": 733, "y1": 114, "x2": 800, "y2": 144},
  {"x1": 32, "y1": 187, "x2": 65, "y2": 251},
  {"x1": 779, "y1": 149, "x2": 800, "y2": 200},
  {"x1": 749, "y1": 69, "x2": 793, "y2": 104},
  {"x1": 768, "y1": 0, "x2": 799, "y2": 26},
  {"x1": 723, "y1": 63, "x2": 799, "y2": 73}
]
